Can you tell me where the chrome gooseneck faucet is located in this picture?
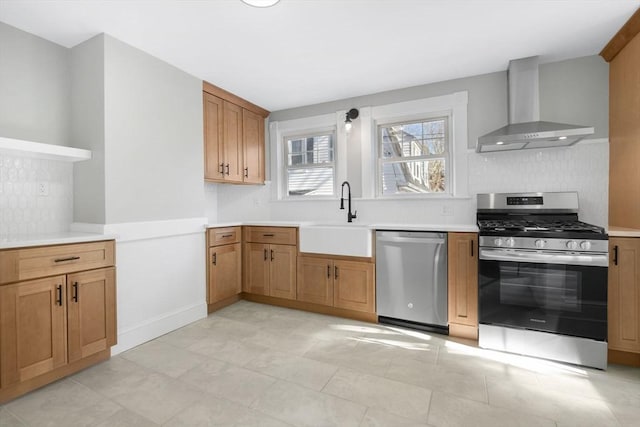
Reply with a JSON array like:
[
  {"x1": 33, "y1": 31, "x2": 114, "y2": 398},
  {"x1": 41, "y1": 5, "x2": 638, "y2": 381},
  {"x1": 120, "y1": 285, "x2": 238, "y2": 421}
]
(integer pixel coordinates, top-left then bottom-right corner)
[{"x1": 340, "y1": 181, "x2": 357, "y2": 223}]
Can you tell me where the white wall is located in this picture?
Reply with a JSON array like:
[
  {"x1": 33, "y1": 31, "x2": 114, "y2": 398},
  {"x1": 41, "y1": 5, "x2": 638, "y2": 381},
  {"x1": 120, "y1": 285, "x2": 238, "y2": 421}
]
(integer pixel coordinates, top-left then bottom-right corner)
[{"x1": 0, "y1": 22, "x2": 70, "y2": 146}]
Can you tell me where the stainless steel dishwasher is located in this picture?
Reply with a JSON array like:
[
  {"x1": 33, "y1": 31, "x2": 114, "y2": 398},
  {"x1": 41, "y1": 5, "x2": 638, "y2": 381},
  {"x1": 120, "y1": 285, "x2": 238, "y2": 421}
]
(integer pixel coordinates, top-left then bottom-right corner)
[{"x1": 376, "y1": 231, "x2": 448, "y2": 334}]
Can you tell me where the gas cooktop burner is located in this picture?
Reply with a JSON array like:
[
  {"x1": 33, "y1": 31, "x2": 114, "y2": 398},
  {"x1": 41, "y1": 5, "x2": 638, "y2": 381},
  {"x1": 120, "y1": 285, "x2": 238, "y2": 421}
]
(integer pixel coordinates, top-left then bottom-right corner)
[{"x1": 478, "y1": 219, "x2": 605, "y2": 234}]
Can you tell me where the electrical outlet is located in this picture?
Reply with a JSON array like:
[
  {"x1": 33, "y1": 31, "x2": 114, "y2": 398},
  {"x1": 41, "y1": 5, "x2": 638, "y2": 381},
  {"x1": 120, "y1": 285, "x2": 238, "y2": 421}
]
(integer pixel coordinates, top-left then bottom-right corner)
[
  {"x1": 442, "y1": 205, "x2": 453, "y2": 216},
  {"x1": 37, "y1": 182, "x2": 49, "y2": 197}
]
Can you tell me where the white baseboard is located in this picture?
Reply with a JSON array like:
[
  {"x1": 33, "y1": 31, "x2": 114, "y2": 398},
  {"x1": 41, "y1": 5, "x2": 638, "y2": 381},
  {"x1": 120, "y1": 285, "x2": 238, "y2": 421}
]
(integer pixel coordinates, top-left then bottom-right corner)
[{"x1": 112, "y1": 302, "x2": 207, "y2": 355}]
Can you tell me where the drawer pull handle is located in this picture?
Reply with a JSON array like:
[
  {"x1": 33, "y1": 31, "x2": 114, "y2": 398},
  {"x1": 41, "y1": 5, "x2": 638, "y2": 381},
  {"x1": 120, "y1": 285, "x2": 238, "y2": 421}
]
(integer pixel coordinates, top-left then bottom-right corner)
[
  {"x1": 212, "y1": 253, "x2": 217, "y2": 265},
  {"x1": 327, "y1": 265, "x2": 331, "y2": 278},
  {"x1": 54, "y1": 256, "x2": 80, "y2": 263},
  {"x1": 263, "y1": 234, "x2": 275, "y2": 237},
  {"x1": 244, "y1": 167, "x2": 249, "y2": 178},
  {"x1": 219, "y1": 163, "x2": 224, "y2": 175},
  {"x1": 225, "y1": 164, "x2": 230, "y2": 175},
  {"x1": 56, "y1": 285, "x2": 63, "y2": 306},
  {"x1": 264, "y1": 249, "x2": 268, "y2": 261},
  {"x1": 613, "y1": 245, "x2": 619, "y2": 266},
  {"x1": 222, "y1": 234, "x2": 233, "y2": 238},
  {"x1": 270, "y1": 250, "x2": 275, "y2": 261},
  {"x1": 72, "y1": 282, "x2": 79, "y2": 302}
]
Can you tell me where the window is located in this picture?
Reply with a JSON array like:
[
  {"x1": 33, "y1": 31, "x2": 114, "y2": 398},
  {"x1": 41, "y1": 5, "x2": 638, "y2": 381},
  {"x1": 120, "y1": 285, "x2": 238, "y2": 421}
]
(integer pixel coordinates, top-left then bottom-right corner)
[
  {"x1": 284, "y1": 132, "x2": 335, "y2": 197},
  {"x1": 378, "y1": 117, "x2": 449, "y2": 196}
]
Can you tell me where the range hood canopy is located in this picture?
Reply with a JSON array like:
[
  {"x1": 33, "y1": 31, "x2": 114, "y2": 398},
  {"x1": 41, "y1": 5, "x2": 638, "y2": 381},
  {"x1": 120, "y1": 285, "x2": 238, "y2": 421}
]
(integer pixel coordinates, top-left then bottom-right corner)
[{"x1": 476, "y1": 56, "x2": 594, "y2": 153}]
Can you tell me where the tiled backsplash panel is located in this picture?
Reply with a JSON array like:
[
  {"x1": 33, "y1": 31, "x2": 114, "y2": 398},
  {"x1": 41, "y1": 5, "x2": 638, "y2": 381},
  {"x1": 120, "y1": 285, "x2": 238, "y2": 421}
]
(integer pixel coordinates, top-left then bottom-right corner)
[
  {"x1": 0, "y1": 154, "x2": 73, "y2": 237},
  {"x1": 468, "y1": 141, "x2": 609, "y2": 227}
]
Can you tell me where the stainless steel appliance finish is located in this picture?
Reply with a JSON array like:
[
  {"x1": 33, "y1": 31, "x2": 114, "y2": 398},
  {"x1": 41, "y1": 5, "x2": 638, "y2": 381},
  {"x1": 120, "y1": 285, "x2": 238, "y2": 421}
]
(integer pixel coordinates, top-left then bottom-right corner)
[
  {"x1": 479, "y1": 324, "x2": 608, "y2": 370},
  {"x1": 376, "y1": 231, "x2": 448, "y2": 333},
  {"x1": 477, "y1": 57, "x2": 594, "y2": 153},
  {"x1": 477, "y1": 191, "x2": 608, "y2": 369}
]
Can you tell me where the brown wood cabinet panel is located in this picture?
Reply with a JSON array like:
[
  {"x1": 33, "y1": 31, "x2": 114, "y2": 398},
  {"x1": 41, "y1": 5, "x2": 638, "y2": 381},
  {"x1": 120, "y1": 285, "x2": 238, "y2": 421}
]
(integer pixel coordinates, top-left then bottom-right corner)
[
  {"x1": 245, "y1": 226, "x2": 297, "y2": 245},
  {"x1": 269, "y1": 244, "x2": 296, "y2": 300},
  {"x1": 67, "y1": 268, "x2": 116, "y2": 363},
  {"x1": 208, "y1": 227, "x2": 241, "y2": 246},
  {"x1": 242, "y1": 109, "x2": 265, "y2": 184},
  {"x1": 0, "y1": 241, "x2": 115, "y2": 285},
  {"x1": 244, "y1": 243, "x2": 269, "y2": 295},
  {"x1": 609, "y1": 30, "x2": 640, "y2": 229},
  {"x1": 333, "y1": 260, "x2": 375, "y2": 313},
  {"x1": 297, "y1": 257, "x2": 333, "y2": 306},
  {"x1": 208, "y1": 244, "x2": 242, "y2": 304},
  {"x1": 223, "y1": 100, "x2": 244, "y2": 183},
  {"x1": 0, "y1": 276, "x2": 67, "y2": 386},
  {"x1": 447, "y1": 233, "x2": 478, "y2": 338},
  {"x1": 609, "y1": 237, "x2": 640, "y2": 353},
  {"x1": 203, "y1": 92, "x2": 224, "y2": 181}
]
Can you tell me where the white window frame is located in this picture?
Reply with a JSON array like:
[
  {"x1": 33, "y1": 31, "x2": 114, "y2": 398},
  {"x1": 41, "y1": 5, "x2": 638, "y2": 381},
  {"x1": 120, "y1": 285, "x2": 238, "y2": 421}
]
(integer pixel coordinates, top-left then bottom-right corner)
[
  {"x1": 376, "y1": 113, "x2": 452, "y2": 197},
  {"x1": 361, "y1": 91, "x2": 469, "y2": 199},
  {"x1": 283, "y1": 130, "x2": 337, "y2": 199},
  {"x1": 270, "y1": 112, "x2": 346, "y2": 201}
]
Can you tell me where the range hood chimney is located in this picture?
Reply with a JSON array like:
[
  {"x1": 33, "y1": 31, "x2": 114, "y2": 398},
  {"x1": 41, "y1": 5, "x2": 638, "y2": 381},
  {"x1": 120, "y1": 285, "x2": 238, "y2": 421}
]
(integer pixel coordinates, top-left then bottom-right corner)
[{"x1": 476, "y1": 56, "x2": 594, "y2": 153}]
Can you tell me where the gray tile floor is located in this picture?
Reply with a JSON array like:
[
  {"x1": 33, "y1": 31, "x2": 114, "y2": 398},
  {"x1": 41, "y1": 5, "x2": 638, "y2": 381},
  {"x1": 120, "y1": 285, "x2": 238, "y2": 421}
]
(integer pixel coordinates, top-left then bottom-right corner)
[{"x1": 2, "y1": 300, "x2": 640, "y2": 426}]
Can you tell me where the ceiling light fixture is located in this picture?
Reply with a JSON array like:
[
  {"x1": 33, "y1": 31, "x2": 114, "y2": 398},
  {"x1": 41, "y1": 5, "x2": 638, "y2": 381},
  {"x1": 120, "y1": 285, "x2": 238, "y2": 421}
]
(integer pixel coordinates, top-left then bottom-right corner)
[
  {"x1": 496, "y1": 141, "x2": 504, "y2": 145},
  {"x1": 241, "y1": 0, "x2": 280, "y2": 7},
  {"x1": 345, "y1": 108, "x2": 359, "y2": 132},
  {"x1": 558, "y1": 136, "x2": 568, "y2": 140}
]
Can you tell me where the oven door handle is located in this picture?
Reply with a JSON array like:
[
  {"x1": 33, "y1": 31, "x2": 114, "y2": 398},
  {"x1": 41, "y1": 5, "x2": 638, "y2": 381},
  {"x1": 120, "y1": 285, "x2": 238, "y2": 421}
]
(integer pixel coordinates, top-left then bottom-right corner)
[{"x1": 479, "y1": 248, "x2": 609, "y2": 267}]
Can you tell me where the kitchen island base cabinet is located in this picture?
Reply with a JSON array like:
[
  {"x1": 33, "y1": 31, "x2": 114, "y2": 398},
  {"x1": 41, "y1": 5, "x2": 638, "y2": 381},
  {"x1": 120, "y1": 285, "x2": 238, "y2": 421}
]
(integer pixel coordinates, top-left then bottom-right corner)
[
  {"x1": 608, "y1": 237, "x2": 640, "y2": 366},
  {"x1": 447, "y1": 233, "x2": 478, "y2": 340},
  {"x1": 0, "y1": 239, "x2": 117, "y2": 404}
]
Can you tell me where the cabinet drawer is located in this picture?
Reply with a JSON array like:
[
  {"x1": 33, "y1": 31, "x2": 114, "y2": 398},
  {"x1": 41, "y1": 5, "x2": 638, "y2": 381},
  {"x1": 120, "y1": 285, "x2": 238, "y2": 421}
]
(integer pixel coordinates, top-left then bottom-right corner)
[
  {"x1": 245, "y1": 227, "x2": 297, "y2": 246},
  {"x1": 208, "y1": 227, "x2": 241, "y2": 246},
  {"x1": 0, "y1": 241, "x2": 115, "y2": 285}
]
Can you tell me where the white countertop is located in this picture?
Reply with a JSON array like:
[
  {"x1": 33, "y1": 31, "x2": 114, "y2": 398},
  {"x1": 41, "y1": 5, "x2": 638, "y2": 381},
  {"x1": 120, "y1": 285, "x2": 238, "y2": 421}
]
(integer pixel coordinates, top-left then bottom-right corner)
[
  {"x1": 0, "y1": 232, "x2": 117, "y2": 250},
  {"x1": 608, "y1": 226, "x2": 640, "y2": 237},
  {"x1": 207, "y1": 221, "x2": 479, "y2": 232}
]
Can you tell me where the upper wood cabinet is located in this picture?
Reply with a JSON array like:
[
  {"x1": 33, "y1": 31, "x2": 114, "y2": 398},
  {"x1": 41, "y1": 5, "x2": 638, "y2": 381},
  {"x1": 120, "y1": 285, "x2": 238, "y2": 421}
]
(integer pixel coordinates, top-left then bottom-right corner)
[
  {"x1": 447, "y1": 232, "x2": 478, "y2": 340},
  {"x1": 608, "y1": 237, "x2": 640, "y2": 356},
  {"x1": 602, "y1": 9, "x2": 640, "y2": 229},
  {"x1": 203, "y1": 81, "x2": 269, "y2": 185}
]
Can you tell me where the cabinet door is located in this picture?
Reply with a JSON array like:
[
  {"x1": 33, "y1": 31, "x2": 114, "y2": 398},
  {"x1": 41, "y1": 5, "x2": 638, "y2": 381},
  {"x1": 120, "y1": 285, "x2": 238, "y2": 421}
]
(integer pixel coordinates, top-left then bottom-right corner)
[
  {"x1": 609, "y1": 238, "x2": 640, "y2": 352},
  {"x1": 242, "y1": 108, "x2": 265, "y2": 184},
  {"x1": 0, "y1": 276, "x2": 67, "y2": 386},
  {"x1": 297, "y1": 257, "x2": 333, "y2": 306},
  {"x1": 203, "y1": 92, "x2": 224, "y2": 181},
  {"x1": 334, "y1": 260, "x2": 375, "y2": 313},
  {"x1": 223, "y1": 100, "x2": 244, "y2": 183},
  {"x1": 244, "y1": 243, "x2": 269, "y2": 295},
  {"x1": 209, "y1": 244, "x2": 242, "y2": 304},
  {"x1": 447, "y1": 233, "x2": 478, "y2": 335},
  {"x1": 269, "y1": 244, "x2": 296, "y2": 300},
  {"x1": 67, "y1": 268, "x2": 116, "y2": 363}
]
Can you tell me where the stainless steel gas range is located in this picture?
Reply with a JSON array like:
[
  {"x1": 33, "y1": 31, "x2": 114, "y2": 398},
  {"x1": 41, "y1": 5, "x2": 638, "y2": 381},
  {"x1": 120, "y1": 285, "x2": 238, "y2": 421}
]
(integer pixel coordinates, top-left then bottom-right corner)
[{"x1": 477, "y1": 192, "x2": 608, "y2": 369}]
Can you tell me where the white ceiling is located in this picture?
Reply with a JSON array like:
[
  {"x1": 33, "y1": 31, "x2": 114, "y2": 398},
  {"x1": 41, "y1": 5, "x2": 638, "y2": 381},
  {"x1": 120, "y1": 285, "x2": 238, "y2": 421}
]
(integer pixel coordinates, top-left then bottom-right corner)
[{"x1": 1, "y1": 0, "x2": 638, "y2": 112}]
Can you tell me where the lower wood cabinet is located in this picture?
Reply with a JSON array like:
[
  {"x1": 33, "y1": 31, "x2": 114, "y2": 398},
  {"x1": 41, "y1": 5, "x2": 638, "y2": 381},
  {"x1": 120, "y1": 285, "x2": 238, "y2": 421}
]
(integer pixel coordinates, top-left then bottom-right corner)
[
  {"x1": 207, "y1": 227, "x2": 242, "y2": 310},
  {"x1": 244, "y1": 243, "x2": 296, "y2": 300},
  {"x1": 297, "y1": 256, "x2": 375, "y2": 313},
  {"x1": 608, "y1": 237, "x2": 640, "y2": 365},
  {"x1": 447, "y1": 232, "x2": 478, "y2": 339},
  {"x1": 0, "y1": 243, "x2": 116, "y2": 403}
]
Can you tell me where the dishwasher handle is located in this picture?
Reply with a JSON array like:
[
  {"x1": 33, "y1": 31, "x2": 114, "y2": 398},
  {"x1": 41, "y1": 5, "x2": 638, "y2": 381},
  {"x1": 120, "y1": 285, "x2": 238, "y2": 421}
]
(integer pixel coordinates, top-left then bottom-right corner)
[{"x1": 377, "y1": 235, "x2": 446, "y2": 245}]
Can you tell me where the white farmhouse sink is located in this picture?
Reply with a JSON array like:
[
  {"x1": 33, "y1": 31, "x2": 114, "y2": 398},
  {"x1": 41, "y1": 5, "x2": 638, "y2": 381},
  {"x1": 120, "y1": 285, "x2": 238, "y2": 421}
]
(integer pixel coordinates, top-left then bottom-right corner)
[{"x1": 299, "y1": 223, "x2": 373, "y2": 257}]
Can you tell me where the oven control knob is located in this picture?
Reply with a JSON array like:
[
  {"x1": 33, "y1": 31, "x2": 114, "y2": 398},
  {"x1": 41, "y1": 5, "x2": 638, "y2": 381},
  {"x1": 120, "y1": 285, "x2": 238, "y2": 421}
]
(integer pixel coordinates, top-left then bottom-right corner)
[
  {"x1": 505, "y1": 237, "x2": 515, "y2": 247},
  {"x1": 566, "y1": 240, "x2": 579, "y2": 250},
  {"x1": 580, "y1": 241, "x2": 591, "y2": 250},
  {"x1": 493, "y1": 238, "x2": 503, "y2": 247},
  {"x1": 535, "y1": 239, "x2": 546, "y2": 249}
]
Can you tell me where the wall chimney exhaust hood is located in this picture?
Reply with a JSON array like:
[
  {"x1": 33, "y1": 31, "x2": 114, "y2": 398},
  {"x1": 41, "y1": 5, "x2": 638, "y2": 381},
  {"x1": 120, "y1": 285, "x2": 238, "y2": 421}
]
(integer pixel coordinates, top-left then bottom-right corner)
[{"x1": 476, "y1": 56, "x2": 594, "y2": 153}]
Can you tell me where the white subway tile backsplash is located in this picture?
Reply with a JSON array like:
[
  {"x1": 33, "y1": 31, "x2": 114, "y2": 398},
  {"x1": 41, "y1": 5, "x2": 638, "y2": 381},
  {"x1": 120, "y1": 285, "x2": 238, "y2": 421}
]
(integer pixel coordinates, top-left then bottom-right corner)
[{"x1": 0, "y1": 154, "x2": 73, "y2": 238}]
